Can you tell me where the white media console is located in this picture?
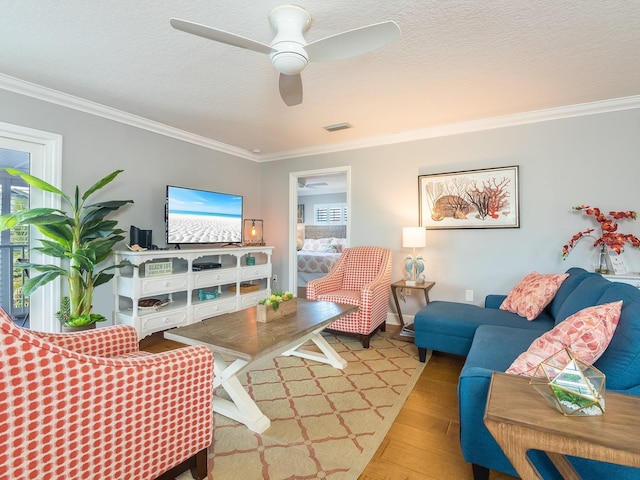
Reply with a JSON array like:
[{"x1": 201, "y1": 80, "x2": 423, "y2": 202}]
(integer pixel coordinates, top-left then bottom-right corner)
[{"x1": 113, "y1": 246, "x2": 273, "y2": 338}]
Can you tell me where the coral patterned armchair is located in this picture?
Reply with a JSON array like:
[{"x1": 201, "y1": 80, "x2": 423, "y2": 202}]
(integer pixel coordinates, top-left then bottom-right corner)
[
  {"x1": 306, "y1": 246, "x2": 393, "y2": 348},
  {"x1": 0, "y1": 308, "x2": 214, "y2": 480}
]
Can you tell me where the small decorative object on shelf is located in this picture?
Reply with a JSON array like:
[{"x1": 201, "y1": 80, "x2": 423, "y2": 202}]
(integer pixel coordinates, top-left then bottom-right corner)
[
  {"x1": 530, "y1": 348, "x2": 606, "y2": 416},
  {"x1": 562, "y1": 205, "x2": 640, "y2": 274},
  {"x1": 596, "y1": 244, "x2": 609, "y2": 274},
  {"x1": 257, "y1": 291, "x2": 296, "y2": 323},
  {"x1": 198, "y1": 289, "x2": 220, "y2": 301},
  {"x1": 146, "y1": 260, "x2": 173, "y2": 277},
  {"x1": 228, "y1": 282, "x2": 260, "y2": 294},
  {"x1": 138, "y1": 298, "x2": 171, "y2": 310}
]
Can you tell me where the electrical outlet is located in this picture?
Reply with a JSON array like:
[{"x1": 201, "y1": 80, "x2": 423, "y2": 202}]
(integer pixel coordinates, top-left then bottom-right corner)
[
  {"x1": 272, "y1": 274, "x2": 278, "y2": 284},
  {"x1": 404, "y1": 288, "x2": 412, "y2": 296},
  {"x1": 465, "y1": 289, "x2": 474, "y2": 302}
]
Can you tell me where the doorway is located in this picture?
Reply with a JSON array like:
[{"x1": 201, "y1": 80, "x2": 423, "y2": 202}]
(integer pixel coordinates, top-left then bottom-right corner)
[
  {"x1": 0, "y1": 122, "x2": 62, "y2": 331},
  {"x1": 289, "y1": 166, "x2": 351, "y2": 296},
  {"x1": 0, "y1": 149, "x2": 31, "y2": 326}
]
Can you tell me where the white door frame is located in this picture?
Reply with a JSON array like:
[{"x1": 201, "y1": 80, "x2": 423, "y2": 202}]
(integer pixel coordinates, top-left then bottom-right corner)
[
  {"x1": 0, "y1": 122, "x2": 62, "y2": 332},
  {"x1": 288, "y1": 166, "x2": 351, "y2": 293}
]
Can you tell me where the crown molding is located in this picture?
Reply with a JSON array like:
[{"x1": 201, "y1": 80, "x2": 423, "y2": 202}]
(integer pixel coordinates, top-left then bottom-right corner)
[
  {"x1": 2, "y1": 73, "x2": 639, "y2": 163},
  {"x1": 0, "y1": 74, "x2": 258, "y2": 161},
  {"x1": 260, "y1": 95, "x2": 640, "y2": 161}
]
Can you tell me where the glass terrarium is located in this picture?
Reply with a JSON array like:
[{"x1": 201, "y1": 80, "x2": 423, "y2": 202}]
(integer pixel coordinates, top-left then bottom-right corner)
[{"x1": 530, "y1": 348, "x2": 606, "y2": 416}]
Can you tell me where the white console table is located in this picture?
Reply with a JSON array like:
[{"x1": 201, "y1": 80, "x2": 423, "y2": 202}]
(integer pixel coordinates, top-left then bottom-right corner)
[
  {"x1": 113, "y1": 246, "x2": 273, "y2": 338},
  {"x1": 602, "y1": 273, "x2": 640, "y2": 289}
]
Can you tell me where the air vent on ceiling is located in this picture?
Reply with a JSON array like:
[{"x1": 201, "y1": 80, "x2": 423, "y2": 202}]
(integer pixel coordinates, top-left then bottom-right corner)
[{"x1": 324, "y1": 122, "x2": 353, "y2": 132}]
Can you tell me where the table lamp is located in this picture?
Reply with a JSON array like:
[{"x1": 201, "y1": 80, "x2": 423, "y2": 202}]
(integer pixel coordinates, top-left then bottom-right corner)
[
  {"x1": 402, "y1": 226, "x2": 426, "y2": 286},
  {"x1": 243, "y1": 219, "x2": 265, "y2": 246}
]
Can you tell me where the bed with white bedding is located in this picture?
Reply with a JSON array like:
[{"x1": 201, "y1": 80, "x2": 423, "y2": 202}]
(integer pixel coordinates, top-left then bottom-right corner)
[{"x1": 296, "y1": 234, "x2": 347, "y2": 286}]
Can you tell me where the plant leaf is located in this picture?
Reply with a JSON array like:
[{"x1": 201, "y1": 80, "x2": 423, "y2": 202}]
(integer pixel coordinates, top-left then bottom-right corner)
[
  {"x1": 1, "y1": 168, "x2": 69, "y2": 201},
  {"x1": 82, "y1": 170, "x2": 124, "y2": 200},
  {"x1": 22, "y1": 270, "x2": 65, "y2": 297}
]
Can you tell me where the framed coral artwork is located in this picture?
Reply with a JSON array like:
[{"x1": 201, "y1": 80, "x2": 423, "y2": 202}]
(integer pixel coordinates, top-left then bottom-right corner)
[{"x1": 418, "y1": 165, "x2": 519, "y2": 229}]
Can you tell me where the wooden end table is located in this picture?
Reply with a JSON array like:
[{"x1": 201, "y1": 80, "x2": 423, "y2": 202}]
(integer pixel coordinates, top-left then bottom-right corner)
[
  {"x1": 484, "y1": 372, "x2": 640, "y2": 479},
  {"x1": 390, "y1": 280, "x2": 435, "y2": 341}
]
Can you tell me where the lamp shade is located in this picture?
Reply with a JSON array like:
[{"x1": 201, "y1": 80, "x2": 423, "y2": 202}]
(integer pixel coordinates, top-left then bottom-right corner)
[{"x1": 403, "y1": 227, "x2": 426, "y2": 248}]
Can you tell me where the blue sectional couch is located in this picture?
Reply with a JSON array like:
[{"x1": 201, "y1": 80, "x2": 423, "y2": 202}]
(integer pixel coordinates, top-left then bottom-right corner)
[{"x1": 413, "y1": 267, "x2": 640, "y2": 480}]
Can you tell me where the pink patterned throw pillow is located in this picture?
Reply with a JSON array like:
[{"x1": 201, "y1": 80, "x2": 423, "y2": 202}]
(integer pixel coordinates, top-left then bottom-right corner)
[
  {"x1": 500, "y1": 272, "x2": 569, "y2": 320},
  {"x1": 506, "y1": 301, "x2": 622, "y2": 376}
]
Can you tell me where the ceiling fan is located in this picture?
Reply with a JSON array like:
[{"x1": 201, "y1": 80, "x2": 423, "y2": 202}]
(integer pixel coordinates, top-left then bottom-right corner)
[
  {"x1": 298, "y1": 178, "x2": 329, "y2": 189},
  {"x1": 170, "y1": 5, "x2": 401, "y2": 106}
]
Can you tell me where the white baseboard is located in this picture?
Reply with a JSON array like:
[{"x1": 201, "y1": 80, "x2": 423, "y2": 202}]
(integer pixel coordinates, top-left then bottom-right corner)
[{"x1": 386, "y1": 312, "x2": 416, "y2": 326}]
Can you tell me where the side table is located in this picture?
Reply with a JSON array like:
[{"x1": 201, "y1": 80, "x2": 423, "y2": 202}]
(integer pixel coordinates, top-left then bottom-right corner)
[
  {"x1": 484, "y1": 372, "x2": 640, "y2": 479},
  {"x1": 390, "y1": 280, "x2": 435, "y2": 342}
]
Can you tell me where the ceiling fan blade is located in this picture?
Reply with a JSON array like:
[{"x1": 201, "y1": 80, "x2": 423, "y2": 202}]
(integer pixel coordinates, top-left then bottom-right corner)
[
  {"x1": 279, "y1": 73, "x2": 303, "y2": 106},
  {"x1": 306, "y1": 21, "x2": 401, "y2": 62},
  {"x1": 170, "y1": 18, "x2": 272, "y2": 55}
]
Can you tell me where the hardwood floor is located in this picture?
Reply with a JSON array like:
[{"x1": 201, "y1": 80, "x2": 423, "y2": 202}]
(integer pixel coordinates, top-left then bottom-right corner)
[
  {"x1": 358, "y1": 350, "x2": 517, "y2": 480},
  {"x1": 140, "y1": 334, "x2": 517, "y2": 480}
]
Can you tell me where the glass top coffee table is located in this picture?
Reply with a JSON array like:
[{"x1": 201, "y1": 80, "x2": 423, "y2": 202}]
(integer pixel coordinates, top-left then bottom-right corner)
[{"x1": 165, "y1": 299, "x2": 358, "y2": 433}]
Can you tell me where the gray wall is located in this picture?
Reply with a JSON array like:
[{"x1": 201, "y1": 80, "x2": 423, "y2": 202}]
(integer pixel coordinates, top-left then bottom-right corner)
[
  {"x1": 2, "y1": 87, "x2": 640, "y2": 322},
  {"x1": 262, "y1": 109, "x2": 640, "y2": 313},
  {"x1": 0, "y1": 89, "x2": 261, "y2": 321}
]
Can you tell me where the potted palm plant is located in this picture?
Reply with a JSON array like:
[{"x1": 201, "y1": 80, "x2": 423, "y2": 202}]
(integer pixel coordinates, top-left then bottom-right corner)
[{"x1": 0, "y1": 168, "x2": 133, "y2": 330}]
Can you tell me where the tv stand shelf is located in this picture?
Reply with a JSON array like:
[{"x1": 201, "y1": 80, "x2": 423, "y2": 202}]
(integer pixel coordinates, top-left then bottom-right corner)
[{"x1": 113, "y1": 246, "x2": 273, "y2": 338}]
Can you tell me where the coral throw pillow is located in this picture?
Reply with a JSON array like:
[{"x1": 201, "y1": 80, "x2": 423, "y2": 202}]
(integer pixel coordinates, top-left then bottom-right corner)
[
  {"x1": 500, "y1": 272, "x2": 569, "y2": 320},
  {"x1": 506, "y1": 300, "x2": 622, "y2": 377}
]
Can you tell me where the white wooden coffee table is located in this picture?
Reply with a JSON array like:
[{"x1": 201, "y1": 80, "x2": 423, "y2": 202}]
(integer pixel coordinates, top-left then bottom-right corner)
[{"x1": 164, "y1": 299, "x2": 358, "y2": 433}]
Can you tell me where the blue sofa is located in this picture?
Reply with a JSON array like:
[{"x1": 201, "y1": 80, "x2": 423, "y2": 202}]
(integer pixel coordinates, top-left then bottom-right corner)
[{"x1": 413, "y1": 267, "x2": 640, "y2": 480}]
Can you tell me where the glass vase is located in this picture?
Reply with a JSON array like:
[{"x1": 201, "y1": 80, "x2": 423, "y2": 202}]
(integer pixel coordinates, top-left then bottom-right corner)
[{"x1": 595, "y1": 244, "x2": 610, "y2": 274}]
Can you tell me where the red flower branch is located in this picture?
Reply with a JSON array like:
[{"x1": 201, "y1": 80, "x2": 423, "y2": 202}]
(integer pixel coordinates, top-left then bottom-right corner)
[{"x1": 562, "y1": 205, "x2": 640, "y2": 258}]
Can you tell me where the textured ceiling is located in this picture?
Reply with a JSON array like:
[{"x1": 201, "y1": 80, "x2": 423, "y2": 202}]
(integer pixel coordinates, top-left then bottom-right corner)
[{"x1": 2, "y1": 1, "x2": 640, "y2": 159}]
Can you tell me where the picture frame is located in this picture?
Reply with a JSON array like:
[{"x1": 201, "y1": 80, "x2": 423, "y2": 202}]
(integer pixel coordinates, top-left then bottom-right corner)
[{"x1": 418, "y1": 165, "x2": 519, "y2": 229}]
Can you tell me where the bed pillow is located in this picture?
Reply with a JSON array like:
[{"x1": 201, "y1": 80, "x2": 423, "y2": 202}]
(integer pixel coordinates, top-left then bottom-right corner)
[
  {"x1": 302, "y1": 238, "x2": 331, "y2": 252},
  {"x1": 500, "y1": 272, "x2": 569, "y2": 320},
  {"x1": 506, "y1": 300, "x2": 622, "y2": 376},
  {"x1": 331, "y1": 238, "x2": 347, "y2": 252},
  {"x1": 322, "y1": 243, "x2": 338, "y2": 253}
]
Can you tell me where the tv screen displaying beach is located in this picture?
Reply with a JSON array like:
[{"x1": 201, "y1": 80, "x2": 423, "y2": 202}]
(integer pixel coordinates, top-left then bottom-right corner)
[{"x1": 166, "y1": 186, "x2": 243, "y2": 244}]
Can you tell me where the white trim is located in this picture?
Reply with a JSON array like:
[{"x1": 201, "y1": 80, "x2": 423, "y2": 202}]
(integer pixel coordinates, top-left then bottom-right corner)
[
  {"x1": 289, "y1": 166, "x2": 351, "y2": 292},
  {"x1": 0, "y1": 122, "x2": 62, "y2": 332},
  {"x1": 261, "y1": 95, "x2": 640, "y2": 161},
  {"x1": 2, "y1": 73, "x2": 640, "y2": 162},
  {"x1": 0, "y1": 74, "x2": 258, "y2": 162}
]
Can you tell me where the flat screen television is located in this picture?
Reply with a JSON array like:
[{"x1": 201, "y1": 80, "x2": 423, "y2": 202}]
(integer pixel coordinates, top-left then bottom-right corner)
[{"x1": 166, "y1": 185, "x2": 243, "y2": 245}]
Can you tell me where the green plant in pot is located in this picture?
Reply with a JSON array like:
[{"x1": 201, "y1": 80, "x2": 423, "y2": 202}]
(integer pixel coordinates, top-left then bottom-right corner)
[{"x1": 0, "y1": 169, "x2": 133, "y2": 329}]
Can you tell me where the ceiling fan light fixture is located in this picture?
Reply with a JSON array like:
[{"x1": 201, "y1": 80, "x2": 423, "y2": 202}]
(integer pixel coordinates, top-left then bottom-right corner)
[
  {"x1": 270, "y1": 48, "x2": 308, "y2": 75},
  {"x1": 324, "y1": 122, "x2": 353, "y2": 132},
  {"x1": 269, "y1": 5, "x2": 311, "y2": 75}
]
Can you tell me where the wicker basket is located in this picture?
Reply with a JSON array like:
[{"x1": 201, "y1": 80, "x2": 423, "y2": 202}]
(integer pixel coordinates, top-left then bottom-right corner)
[{"x1": 228, "y1": 283, "x2": 260, "y2": 294}]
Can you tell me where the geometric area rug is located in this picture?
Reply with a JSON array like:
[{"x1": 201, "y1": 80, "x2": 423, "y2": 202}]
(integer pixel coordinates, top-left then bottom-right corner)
[{"x1": 178, "y1": 331, "x2": 427, "y2": 480}]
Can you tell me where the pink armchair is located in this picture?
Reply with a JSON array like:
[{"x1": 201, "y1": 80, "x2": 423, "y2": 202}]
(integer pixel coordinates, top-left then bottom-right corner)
[
  {"x1": 0, "y1": 308, "x2": 214, "y2": 480},
  {"x1": 306, "y1": 246, "x2": 393, "y2": 348}
]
